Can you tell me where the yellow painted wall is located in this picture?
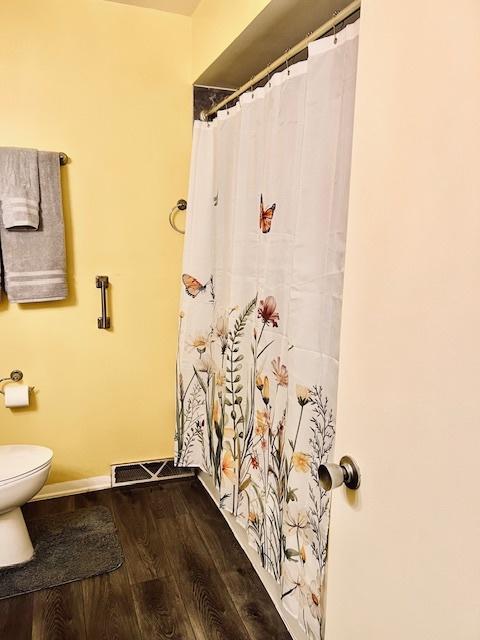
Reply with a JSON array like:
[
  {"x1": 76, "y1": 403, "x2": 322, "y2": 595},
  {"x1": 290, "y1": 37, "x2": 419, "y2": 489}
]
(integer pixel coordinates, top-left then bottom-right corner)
[
  {"x1": 0, "y1": 0, "x2": 191, "y2": 483},
  {"x1": 191, "y1": 0, "x2": 271, "y2": 82}
]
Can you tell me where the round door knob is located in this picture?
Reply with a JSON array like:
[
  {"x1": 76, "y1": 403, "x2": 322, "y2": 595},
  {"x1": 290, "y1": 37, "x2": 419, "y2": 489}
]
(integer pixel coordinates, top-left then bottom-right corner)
[{"x1": 318, "y1": 455, "x2": 361, "y2": 491}]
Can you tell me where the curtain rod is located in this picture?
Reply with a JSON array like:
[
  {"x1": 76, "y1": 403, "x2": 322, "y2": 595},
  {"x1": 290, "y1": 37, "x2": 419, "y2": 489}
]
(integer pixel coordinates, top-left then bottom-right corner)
[{"x1": 200, "y1": 0, "x2": 361, "y2": 121}]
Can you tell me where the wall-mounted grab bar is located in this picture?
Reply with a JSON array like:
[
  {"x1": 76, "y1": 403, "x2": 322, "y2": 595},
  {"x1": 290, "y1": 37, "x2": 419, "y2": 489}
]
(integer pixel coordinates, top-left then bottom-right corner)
[
  {"x1": 96, "y1": 275, "x2": 110, "y2": 329},
  {"x1": 169, "y1": 199, "x2": 187, "y2": 234}
]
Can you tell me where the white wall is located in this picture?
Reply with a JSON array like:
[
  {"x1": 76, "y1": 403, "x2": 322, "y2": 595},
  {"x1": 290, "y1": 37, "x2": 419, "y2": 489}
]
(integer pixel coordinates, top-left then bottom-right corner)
[{"x1": 325, "y1": 1, "x2": 480, "y2": 638}]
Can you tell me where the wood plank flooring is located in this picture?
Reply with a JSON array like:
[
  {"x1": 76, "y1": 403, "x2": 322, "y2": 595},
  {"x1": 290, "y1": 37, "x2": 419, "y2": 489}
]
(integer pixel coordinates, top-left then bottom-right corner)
[{"x1": 0, "y1": 478, "x2": 292, "y2": 640}]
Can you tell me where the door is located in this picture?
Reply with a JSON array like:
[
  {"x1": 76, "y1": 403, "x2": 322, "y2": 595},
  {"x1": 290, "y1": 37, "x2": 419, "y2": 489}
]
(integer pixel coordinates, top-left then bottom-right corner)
[{"x1": 324, "y1": 2, "x2": 480, "y2": 639}]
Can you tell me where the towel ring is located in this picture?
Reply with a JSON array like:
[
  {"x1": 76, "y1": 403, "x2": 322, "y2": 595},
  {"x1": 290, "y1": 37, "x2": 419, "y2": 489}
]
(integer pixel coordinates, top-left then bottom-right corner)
[{"x1": 169, "y1": 199, "x2": 187, "y2": 234}]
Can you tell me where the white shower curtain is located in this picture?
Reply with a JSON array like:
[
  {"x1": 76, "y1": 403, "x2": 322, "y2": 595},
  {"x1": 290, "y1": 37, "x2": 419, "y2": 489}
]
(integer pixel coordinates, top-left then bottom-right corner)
[{"x1": 175, "y1": 21, "x2": 359, "y2": 639}]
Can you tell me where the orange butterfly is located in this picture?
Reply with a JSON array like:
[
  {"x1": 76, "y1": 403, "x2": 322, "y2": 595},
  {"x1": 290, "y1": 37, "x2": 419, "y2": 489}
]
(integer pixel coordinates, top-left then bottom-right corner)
[
  {"x1": 182, "y1": 274, "x2": 207, "y2": 298},
  {"x1": 259, "y1": 194, "x2": 276, "y2": 233}
]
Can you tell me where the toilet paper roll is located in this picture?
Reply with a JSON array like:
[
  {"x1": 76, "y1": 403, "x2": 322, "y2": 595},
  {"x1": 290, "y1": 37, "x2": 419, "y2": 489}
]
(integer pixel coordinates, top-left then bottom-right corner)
[{"x1": 4, "y1": 384, "x2": 30, "y2": 408}]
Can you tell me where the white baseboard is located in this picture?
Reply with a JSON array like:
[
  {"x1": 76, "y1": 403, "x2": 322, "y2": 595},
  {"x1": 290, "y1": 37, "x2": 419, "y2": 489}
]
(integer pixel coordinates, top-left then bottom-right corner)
[{"x1": 31, "y1": 475, "x2": 111, "y2": 501}]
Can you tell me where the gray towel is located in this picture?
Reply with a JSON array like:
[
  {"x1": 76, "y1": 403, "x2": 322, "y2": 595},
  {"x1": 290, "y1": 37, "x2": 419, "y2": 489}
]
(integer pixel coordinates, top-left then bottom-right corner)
[
  {"x1": 0, "y1": 147, "x2": 40, "y2": 229},
  {"x1": 0, "y1": 151, "x2": 68, "y2": 303}
]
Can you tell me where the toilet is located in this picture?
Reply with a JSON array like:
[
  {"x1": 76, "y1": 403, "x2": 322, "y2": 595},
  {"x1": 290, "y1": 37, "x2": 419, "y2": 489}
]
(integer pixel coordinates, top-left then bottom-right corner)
[{"x1": 0, "y1": 445, "x2": 53, "y2": 568}]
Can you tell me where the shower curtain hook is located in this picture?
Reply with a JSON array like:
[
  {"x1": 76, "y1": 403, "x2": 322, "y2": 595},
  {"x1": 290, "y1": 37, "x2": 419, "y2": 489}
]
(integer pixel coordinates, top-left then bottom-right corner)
[
  {"x1": 267, "y1": 66, "x2": 271, "y2": 88},
  {"x1": 285, "y1": 50, "x2": 291, "y2": 75},
  {"x1": 250, "y1": 77, "x2": 255, "y2": 99},
  {"x1": 332, "y1": 10, "x2": 340, "y2": 44}
]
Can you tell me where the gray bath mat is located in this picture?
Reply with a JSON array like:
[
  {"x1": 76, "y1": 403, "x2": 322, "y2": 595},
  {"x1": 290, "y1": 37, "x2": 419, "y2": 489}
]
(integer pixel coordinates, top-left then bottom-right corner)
[{"x1": 0, "y1": 505, "x2": 123, "y2": 599}]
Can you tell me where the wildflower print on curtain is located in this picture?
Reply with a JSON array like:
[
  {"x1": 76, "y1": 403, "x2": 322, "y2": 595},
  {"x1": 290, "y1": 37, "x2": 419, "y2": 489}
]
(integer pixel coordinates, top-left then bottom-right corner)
[{"x1": 175, "y1": 21, "x2": 360, "y2": 640}]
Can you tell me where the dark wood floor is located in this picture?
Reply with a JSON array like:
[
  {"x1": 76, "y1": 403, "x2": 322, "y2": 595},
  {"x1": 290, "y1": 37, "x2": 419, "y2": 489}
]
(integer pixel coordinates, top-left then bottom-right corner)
[{"x1": 0, "y1": 477, "x2": 292, "y2": 640}]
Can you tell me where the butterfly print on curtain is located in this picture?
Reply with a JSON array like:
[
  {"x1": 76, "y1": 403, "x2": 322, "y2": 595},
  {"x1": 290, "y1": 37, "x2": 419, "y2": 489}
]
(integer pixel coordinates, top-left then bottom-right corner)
[
  {"x1": 182, "y1": 273, "x2": 215, "y2": 302},
  {"x1": 259, "y1": 194, "x2": 276, "y2": 233}
]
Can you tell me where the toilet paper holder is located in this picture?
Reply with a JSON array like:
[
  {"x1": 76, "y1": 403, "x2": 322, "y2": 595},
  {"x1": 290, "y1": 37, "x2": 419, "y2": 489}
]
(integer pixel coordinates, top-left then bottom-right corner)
[{"x1": 0, "y1": 370, "x2": 34, "y2": 395}]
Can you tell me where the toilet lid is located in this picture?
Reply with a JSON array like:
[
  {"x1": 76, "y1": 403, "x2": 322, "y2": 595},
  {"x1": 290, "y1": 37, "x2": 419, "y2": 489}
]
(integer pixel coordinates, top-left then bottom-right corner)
[{"x1": 0, "y1": 445, "x2": 53, "y2": 483}]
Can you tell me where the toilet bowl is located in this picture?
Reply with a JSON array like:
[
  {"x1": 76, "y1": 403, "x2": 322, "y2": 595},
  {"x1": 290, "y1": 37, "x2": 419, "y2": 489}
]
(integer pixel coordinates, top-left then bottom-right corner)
[{"x1": 0, "y1": 445, "x2": 53, "y2": 568}]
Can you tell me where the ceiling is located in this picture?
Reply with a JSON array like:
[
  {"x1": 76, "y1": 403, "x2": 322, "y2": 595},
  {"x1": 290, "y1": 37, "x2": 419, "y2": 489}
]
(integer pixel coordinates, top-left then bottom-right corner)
[{"x1": 105, "y1": 0, "x2": 201, "y2": 16}]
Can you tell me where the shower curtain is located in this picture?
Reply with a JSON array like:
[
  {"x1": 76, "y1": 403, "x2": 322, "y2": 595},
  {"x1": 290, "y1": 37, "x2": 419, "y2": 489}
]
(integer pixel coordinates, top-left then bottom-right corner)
[{"x1": 175, "y1": 21, "x2": 359, "y2": 639}]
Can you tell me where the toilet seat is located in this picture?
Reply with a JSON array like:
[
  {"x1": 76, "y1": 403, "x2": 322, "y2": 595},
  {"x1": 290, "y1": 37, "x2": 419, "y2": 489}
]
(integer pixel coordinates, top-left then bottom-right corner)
[{"x1": 0, "y1": 445, "x2": 53, "y2": 487}]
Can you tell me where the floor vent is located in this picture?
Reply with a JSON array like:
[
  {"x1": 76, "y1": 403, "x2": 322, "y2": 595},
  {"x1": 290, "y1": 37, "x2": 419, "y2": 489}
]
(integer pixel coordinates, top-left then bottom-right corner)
[{"x1": 111, "y1": 458, "x2": 194, "y2": 488}]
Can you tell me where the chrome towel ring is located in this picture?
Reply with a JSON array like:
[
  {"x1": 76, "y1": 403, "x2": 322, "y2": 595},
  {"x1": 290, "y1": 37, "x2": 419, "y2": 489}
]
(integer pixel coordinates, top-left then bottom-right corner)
[{"x1": 169, "y1": 199, "x2": 187, "y2": 234}]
